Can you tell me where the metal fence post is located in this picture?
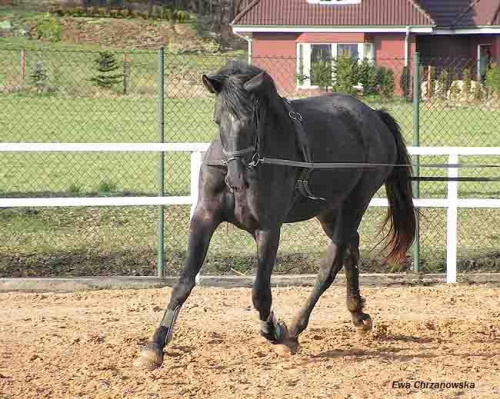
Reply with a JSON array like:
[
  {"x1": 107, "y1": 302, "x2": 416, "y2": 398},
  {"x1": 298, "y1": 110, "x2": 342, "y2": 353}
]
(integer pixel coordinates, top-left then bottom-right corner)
[
  {"x1": 412, "y1": 52, "x2": 420, "y2": 273},
  {"x1": 157, "y1": 47, "x2": 165, "y2": 278},
  {"x1": 21, "y1": 49, "x2": 25, "y2": 83},
  {"x1": 123, "y1": 52, "x2": 128, "y2": 95}
]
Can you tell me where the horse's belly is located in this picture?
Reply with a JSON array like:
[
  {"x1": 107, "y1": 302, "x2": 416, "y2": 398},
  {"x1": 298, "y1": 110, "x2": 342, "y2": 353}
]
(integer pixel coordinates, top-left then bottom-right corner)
[{"x1": 284, "y1": 170, "x2": 362, "y2": 222}]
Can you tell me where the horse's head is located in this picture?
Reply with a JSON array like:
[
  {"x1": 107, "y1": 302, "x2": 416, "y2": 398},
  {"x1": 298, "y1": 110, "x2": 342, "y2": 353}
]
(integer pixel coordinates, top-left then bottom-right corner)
[{"x1": 202, "y1": 62, "x2": 277, "y2": 192}]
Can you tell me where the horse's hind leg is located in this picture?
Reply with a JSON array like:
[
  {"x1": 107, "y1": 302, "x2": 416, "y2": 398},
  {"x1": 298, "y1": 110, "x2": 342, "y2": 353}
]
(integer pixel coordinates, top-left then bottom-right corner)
[
  {"x1": 133, "y1": 206, "x2": 221, "y2": 369},
  {"x1": 344, "y1": 233, "x2": 372, "y2": 332},
  {"x1": 288, "y1": 211, "x2": 346, "y2": 340}
]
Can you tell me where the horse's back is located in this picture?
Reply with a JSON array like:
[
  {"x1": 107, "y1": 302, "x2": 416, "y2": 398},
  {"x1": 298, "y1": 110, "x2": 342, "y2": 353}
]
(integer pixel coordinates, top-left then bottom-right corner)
[{"x1": 291, "y1": 93, "x2": 397, "y2": 165}]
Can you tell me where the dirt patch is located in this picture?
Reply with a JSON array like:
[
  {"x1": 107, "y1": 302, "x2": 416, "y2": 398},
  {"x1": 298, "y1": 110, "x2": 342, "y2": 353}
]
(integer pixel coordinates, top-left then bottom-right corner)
[
  {"x1": 60, "y1": 18, "x2": 216, "y2": 51},
  {"x1": 1, "y1": 285, "x2": 500, "y2": 398}
]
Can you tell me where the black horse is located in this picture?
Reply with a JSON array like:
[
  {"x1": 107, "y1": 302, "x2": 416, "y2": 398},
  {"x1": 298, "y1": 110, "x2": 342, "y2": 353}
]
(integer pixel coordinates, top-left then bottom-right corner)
[{"x1": 134, "y1": 62, "x2": 416, "y2": 369}]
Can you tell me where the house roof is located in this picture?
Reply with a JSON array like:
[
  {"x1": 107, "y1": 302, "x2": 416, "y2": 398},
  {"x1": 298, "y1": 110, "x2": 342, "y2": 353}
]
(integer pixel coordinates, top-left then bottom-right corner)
[
  {"x1": 232, "y1": 0, "x2": 435, "y2": 27},
  {"x1": 418, "y1": 0, "x2": 500, "y2": 27},
  {"x1": 233, "y1": 0, "x2": 500, "y2": 28}
]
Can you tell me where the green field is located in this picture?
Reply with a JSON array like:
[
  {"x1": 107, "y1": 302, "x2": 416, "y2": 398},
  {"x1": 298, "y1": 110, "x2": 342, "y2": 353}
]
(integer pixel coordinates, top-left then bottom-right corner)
[
  {"x1": 2, "y1": 94, "x2": 500, "y2": 198},
  {"x1": 2, "y1": 46, "x2": 500, "y2": 277}
]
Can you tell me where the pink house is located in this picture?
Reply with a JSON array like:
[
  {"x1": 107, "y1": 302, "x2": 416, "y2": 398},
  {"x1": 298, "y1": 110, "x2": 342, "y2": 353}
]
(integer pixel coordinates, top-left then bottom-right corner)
[{"x1": 231, "y1": 0, "x2": 500, "y2": 94}]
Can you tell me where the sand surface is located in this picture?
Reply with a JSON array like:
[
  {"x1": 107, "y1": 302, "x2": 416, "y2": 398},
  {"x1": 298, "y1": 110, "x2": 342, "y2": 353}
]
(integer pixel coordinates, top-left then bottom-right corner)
[{"x1": 1, "y1": 284, "x2": 500, "y2": 398}]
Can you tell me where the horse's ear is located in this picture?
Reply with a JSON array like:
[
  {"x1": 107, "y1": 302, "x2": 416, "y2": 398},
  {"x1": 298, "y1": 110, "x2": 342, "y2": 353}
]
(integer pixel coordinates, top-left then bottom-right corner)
[
  {"x1": 202, "y1": 73, "x2": 223, "y2": 94},
  {"x1": 244, "y1": 71, "x2": 270, "y2": 93}
]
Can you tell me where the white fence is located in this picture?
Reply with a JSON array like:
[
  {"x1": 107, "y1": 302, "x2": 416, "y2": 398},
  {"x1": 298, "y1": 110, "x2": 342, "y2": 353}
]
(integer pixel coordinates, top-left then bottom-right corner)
[{"x1": 1, "y1": 143, "x2": 500, "y2": 283}]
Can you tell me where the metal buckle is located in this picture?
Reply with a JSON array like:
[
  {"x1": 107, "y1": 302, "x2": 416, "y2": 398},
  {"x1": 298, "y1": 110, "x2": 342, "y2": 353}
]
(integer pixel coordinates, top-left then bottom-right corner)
[
  {"x1": 248, "y1": 153, "x2": 263, "y2": 168},
  {"x1": 289, "y1": 111, "x2": 303, "y2": 122}
]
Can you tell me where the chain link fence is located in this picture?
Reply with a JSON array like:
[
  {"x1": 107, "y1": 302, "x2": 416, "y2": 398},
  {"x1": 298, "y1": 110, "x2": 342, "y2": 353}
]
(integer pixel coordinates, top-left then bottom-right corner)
[{"x1": 1, "y1": 48, "x2": 500, "y2": 277}]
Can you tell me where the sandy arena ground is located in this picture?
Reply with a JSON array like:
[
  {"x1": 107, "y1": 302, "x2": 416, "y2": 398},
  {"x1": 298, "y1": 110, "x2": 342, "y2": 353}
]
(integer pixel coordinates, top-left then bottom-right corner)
[{"x1": 1, "y1": 284, "x2": 500, "y2": 398}]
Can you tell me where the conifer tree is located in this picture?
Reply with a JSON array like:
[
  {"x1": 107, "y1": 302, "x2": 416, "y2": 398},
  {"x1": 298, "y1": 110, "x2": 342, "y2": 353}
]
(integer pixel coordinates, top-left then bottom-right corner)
[
  {"x1": 30, "y1": 61, "x2": 48, "y2": 92},
  {"x1": 91, "y1": 51, "x2": 123, "y2": 89}
]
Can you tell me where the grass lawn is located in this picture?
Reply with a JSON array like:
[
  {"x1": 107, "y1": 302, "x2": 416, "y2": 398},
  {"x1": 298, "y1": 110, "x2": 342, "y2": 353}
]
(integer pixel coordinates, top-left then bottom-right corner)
[
  {"x1": 1, "y1": 46, "x2": 500, "y2": 276},
  {"x1": 1, "y1": 205, "x2": 499, "y2": 277},
  {"x1": 2, "y1": 94, "x2": 500, "y2": 198}
]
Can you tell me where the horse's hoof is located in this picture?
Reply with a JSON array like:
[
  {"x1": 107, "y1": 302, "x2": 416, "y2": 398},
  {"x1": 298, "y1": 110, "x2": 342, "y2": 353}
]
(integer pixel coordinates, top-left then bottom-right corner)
[
  {"x1": 284, "y1": 337, "x2": 300, "y2": 354},
  {"x1": 355, "y1": 315, "x2": 373, "y2": 334},
  {"x1": 133, "y1": 345, "x2": 163, "y2": 370},
  {"x1": 272, "y1": 337, "x2": 300, "y2": 356}
]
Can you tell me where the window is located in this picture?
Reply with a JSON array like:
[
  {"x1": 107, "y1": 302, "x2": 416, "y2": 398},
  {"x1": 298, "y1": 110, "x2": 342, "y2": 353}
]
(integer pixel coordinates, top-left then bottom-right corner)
[
  {"x1": 338, "y1": 44, "x2": 358, "y2": 59},
  {"x1": 310, "y1": 45, "x2": 332, "y2": 86},
  {"x1": 297, "y1": 42, "x2": 374, "y2": 88}
]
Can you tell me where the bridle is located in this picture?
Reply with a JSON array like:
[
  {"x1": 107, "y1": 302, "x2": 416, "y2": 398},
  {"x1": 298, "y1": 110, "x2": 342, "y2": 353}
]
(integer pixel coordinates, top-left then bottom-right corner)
[
  {"x1": 220, "y1": 98, "x2": 264, "y2": 171},
  {"x1": 218, "y1": 97, "x2": 326, "y2": 199}
]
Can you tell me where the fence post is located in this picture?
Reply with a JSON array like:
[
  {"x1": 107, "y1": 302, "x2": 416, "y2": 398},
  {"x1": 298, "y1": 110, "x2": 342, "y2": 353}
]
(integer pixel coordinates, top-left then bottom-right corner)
[
  {"x1": 412, "y1": 52, "x2": 420, "y2": 273},
  {"x1": 190, "y1": 151, "x2": 202, "y2": 219},
  {"x1": 191, "y1": 151, "x2": 203, "y2": 285},
  {"x1": 21, "y1": 49, "x2": 25, "y2": 83},
  {"x1": 123, "y1": 52, "x2": 128, "y2": 95},
  {"x1": 157, "y1": 48, "x2": 165, "y2": 278},
  {"x1": 446, "y1": 154, "x2": 458, "y2": 283}
]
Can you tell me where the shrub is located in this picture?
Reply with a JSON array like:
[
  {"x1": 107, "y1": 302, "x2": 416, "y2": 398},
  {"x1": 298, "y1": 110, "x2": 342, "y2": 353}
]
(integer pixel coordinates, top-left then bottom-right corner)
[
  {"x1": 377, "y1": 67, "x2": 395, "y2": 98},
  {"x1": 332, "y1": 55, "x2": 358, "y2": 95},
  {"x1": 34, "y1": 13, "x2": 61, "y2": 42},
  {"x1": 98, "y1": 181, "x2": 117, "y2": 194},
  {"x1": 91, "y1": 51, "x2": 123, "y2": 90},
  {"x1": 472, "y1": 81, "x2": 484, "y2": 101},
  {"x1": 30, "y1": 61, "x2": 48, "y2": 92},
  {"x1": 67, "y1": 184, "x2": 81, "y2": 194},
  {"x1": 485, "y1": 63, "x2": 500, "y2": 94},
  {"x1": 310, "y1": 58, "x2": 334, "y2": 90},
  {"x1": 463, "y1": 67, "x2": 472, "y2": 100},
  {"x1": 400, "y1": 65, "x2": 411, "y2": 99},
  {"x1": 173, "y1": 10, "x2": 190, "y2": 23},
  {"x1": 437, "y1": 69, "x2": 450, "y2": 99},
  {"x1": 426, "y1": 65, "x2": 436, "y2": 98},
  {"x1": 357, "y1": 58, "x2": 379, "y2": 96}
]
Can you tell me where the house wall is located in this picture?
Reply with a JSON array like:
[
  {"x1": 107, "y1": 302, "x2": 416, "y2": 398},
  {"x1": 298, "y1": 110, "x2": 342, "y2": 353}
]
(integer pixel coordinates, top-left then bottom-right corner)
[
  {"x1": 251, "y1": 32, "x2": 412, "y2": 96},
  {"x1": 417, "y1": 34, "x2": 500, "y2": 79},
  {"x1": 371, "y1": 33, "x2": 409, "y2": 95},
  {"x1": 252, "y1": 33, "x2": 299, "y2": 92},
  {"x1": 417, "y1": 35, "x2": 472, "y2": 60},
  {"x1": 297, "y1": 33, "x2": 366, "y2": 43}
]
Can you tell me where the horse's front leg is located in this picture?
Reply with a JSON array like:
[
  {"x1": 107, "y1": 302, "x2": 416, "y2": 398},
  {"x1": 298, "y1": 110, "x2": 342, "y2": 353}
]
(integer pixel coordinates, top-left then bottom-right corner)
[
  {"x1": 133, "y1": 207, "x2": 221, "y2": 370},
  {"x1": 252, "y1": 228, "x2": 288, "y2": 344}
]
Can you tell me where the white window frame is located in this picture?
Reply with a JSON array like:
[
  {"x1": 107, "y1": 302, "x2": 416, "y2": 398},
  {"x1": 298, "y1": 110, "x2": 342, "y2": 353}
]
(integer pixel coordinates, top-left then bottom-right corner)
[{"x1": 296, "y1": 42, "x2": 374, "y2": 89}]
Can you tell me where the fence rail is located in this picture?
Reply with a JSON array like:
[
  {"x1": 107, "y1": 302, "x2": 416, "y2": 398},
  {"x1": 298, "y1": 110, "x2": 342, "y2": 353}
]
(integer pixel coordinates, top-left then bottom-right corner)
[{"x1": 1, "y1": 143, "x2": 500, "y2": 283}]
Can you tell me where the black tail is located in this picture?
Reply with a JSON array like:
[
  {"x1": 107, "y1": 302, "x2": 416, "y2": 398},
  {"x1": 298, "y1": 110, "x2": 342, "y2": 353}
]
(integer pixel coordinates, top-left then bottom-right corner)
[{"x1": 377, "y1": 110, "x2": 417, "y2": 264}]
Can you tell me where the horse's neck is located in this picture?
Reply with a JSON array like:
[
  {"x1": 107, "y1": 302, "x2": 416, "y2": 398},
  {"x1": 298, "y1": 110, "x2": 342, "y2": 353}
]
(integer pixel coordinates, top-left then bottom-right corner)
[{"x1": 260, "y1": 110, "x2": 298, "y2": 159}]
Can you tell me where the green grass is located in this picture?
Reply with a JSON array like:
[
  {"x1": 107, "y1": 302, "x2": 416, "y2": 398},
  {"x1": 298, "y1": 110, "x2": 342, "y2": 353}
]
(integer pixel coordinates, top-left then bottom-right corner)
[
  {"x1": 1, "y1": 46, "x2": 500, "y2": 276},
  {"x1": 2, "y1": 206, "x2": 500, "y2": 277},
  {"x1": 2, "y1": 94, "x2": 500, "y2": 199}
]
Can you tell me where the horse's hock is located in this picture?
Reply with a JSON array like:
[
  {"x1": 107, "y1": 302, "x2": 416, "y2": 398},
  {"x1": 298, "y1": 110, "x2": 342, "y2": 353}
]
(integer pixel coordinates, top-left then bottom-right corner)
[{"x1": 1, "y1": 285, "x2": 500, "y2": 398}]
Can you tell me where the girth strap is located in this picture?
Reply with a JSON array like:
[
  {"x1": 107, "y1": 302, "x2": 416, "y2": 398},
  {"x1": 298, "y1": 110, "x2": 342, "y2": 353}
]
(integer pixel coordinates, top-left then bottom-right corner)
[{"x1": 283, "y1": 99, "x2": 325, "y2": 201}]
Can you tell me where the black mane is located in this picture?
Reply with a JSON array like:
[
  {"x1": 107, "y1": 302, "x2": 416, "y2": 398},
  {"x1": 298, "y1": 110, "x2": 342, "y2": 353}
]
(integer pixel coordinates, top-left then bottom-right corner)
[{"x1": 216, "y1": 61, "x2": 272, "y2": 119}]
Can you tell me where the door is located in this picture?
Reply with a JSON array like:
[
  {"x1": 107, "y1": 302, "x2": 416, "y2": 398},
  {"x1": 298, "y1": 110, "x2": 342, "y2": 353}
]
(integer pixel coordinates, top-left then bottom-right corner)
[{"x1": 478, "y1": 44, "x2": 492, "y2": 81}]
